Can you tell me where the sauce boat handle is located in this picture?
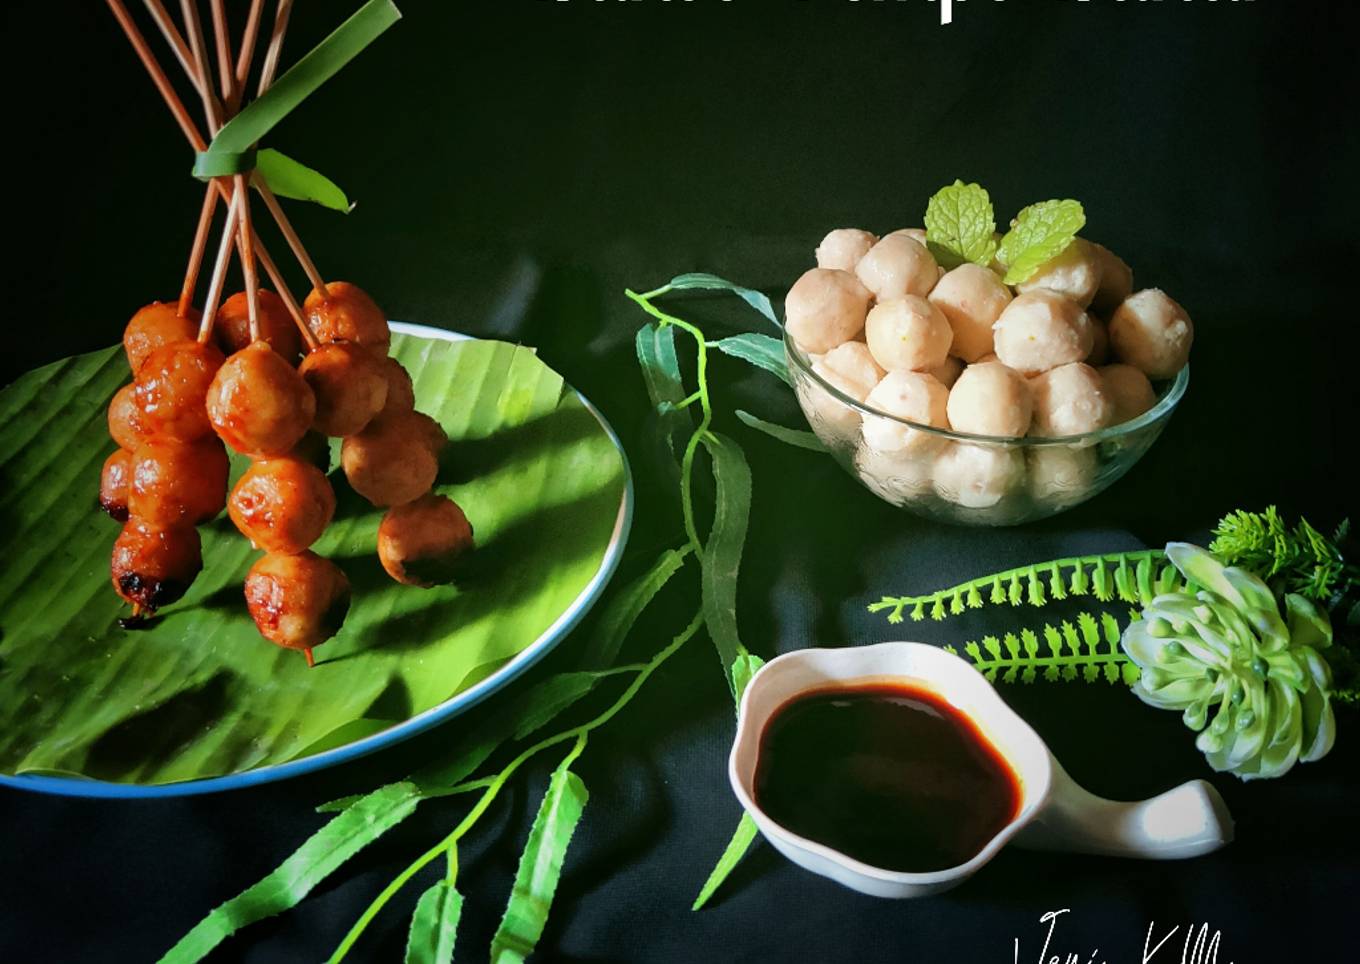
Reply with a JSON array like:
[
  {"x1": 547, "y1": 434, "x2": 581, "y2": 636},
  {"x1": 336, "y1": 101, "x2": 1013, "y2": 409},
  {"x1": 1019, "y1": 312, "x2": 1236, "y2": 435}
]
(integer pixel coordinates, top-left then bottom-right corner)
[{"x1": 1015, "y1": 756, "x2": 1234, "y2": 860}]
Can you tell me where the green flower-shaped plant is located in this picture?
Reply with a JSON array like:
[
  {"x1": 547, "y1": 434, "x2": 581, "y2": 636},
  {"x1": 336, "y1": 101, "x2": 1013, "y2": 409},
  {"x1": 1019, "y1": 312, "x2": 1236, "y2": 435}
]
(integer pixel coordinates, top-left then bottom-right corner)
[{"x1": 1122, "y1": 543, "x2": 1336, "y2": 781}]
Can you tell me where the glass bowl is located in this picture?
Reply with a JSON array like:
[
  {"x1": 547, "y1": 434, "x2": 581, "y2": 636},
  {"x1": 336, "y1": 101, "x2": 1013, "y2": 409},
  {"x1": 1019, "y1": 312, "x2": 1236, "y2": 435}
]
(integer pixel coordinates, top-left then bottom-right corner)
[{"x1": 785, "y1": 328, "x2": 1188, "y2": 526}]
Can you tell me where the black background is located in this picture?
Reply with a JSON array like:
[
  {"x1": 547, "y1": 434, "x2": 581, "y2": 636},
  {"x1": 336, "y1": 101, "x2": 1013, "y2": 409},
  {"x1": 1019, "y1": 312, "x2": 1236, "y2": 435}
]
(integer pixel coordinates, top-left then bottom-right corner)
[{"x1": 2, "y1": 0, "x2": 1358, "y2": 961}]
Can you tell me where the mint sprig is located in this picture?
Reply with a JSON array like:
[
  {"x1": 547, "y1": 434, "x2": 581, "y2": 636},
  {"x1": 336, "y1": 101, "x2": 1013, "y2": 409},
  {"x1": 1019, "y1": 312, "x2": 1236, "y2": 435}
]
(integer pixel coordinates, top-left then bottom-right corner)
[
  {"x1": 996, "y1": 199, "x2": 1086, "y2": 284},
  {"x1": 924, "y1": 180, "x2": 998, "y2": 269}
]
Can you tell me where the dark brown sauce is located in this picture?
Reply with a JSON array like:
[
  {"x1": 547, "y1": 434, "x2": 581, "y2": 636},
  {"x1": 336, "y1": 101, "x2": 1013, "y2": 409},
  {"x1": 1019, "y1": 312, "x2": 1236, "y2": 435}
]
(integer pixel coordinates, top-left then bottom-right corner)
[{"x1": 754, "y1": 681, "x2": 1022, "y2": 873}]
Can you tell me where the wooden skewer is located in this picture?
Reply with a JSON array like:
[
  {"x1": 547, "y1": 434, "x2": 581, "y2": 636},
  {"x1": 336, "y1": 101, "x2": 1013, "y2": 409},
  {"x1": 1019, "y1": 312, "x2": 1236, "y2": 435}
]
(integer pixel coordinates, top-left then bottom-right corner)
[
  {"x1": 254, "y1": 181, "x2": 329, "y2": 298},
  {"x1": 257, "y1": 245, "x2": 319, "y2": 351},
  {"x1": 178, "y1": 0, "x2": 223, "y2": 129},
  {"x1": 208, "y1": 0, "x2": 236, "y2": 106},
  {"x1": 232, "y1": 0, "x2": 267, "y2": 110},
  {"x1": 199, "y1": 182, "x2": 245, "y2": 343},
  {"x1": 117, "y1": 0, "x2": 317, "y2": 350},
  {"x1": 106, "y1": 0, "x2": 205, "y2": 150},
  {"x1": 141, "y1": 0, "x2": 198, "y2": 88},
  {"x1": 258, "y1": 0, "x2": 293, "y2": 96},
  {"x1": 235, "y1": 175, "x2": 262, "y2": 342},
  {"x1": 179, "y1": 184, "x2": 218, "y2": 317}
]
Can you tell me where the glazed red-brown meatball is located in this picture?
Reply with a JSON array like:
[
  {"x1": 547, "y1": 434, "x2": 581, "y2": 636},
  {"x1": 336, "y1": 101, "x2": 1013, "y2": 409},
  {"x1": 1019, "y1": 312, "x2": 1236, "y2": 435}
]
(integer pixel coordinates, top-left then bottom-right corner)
[
  {"x1": 377, "y1": 357, "x2": 415, "y2": 419},
  {"x1": 99, "y1": 449, "x2": 133, "y2": 521},
  {"x1": 228, "y1": 457, "x2": 336, "y2": 553},
  {"x1": 340, "y1": 411, "x2": 440, "y2": 507},
  {"x1": 134, "y1": 340, "x2": 225, "y2": 442},
  {"x1": 108, "y1": 383, "x2": 149, "y2": 451},
  {"x1": 304, "y1": 281, "x2": 390, "y2": 353},
  {"x1": 206, "y1": 342, "x2": 316, "y2": 456},
  {"x1": 297, "y1": 342, "x2": 388, "y2": 437},
  {"x1": 127, "y1": 437, "x2": 230, "y2": 526},
  {"x1": 244, "y1": 551, "x2": 351, "y2": 664},
  {"x1": 111, "y1": 519, "x2": 202, "y2": 615},
  {"x1": 214, "y1": 289, "x2": 302, "y2": 363},
  {"x1": 123, "y1": 301, "x2": 199, "y2": 374},
  {"x1": 377, "y1": 493, "x2": 474, "y2": 586},
  {"x1": 407, "y1": 410, "x2": 447, "y2": 459}
]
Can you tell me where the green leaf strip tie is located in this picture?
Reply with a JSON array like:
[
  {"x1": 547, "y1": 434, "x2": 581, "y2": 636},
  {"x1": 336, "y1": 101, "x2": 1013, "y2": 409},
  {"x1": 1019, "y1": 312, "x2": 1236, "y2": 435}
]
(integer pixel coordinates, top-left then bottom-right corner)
[{"x1": 194, "y1": 0, "x2": 401, "y2": 177}]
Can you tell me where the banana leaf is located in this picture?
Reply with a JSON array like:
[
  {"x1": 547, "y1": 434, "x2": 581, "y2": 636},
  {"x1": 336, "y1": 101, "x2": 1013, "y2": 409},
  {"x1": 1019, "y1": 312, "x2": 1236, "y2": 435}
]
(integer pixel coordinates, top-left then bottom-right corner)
[{"x1": 0, "y1": 333, "x2": 627, "y2": 786}]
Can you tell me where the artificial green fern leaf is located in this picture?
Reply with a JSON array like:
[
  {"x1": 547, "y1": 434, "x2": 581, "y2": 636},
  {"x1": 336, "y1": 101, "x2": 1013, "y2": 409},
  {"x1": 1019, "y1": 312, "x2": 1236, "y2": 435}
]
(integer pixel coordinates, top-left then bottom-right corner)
[
  {"x1": 868, "y1": 551, "x2": 1168, "y2": 625},
  {"x1": 951, "y1": 610, "x2": 1135, "y2": 686}
]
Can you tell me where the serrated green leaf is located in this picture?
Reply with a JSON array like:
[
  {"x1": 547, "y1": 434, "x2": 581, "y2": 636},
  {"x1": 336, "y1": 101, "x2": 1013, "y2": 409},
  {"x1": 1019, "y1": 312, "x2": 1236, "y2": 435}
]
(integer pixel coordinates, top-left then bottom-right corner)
[
  {"x1": 1003, "y1": 633, "x2": 1020, "y2": 658},
  {"x1": 1078, "y1": 612, "x2": 1099, "y2": 651},
  {"x1": 489, "y1": 768, "x2": 589, "y2": 964},
  {"x1": 1027, "y1": 569, "x2": 1046, "y2": 606},
  {"x1": 692, "y1": 813, "x2": 759, "y2": 911},
  {"x1": 405, "y1": 880, "x2": 462, "y2": 964},
  {"x1": 699, "y1": 432, "x2": 752, "y2": 686},
  {"x1": 162, "y1": 782, "x2": 422, "y2": 963},
  {"x1": 636, "y1": 322, "x2": 694, "y2": 481},
  {"x1": 734, "y1": 411, "x2": 826, "y2": 452},
  {"x1": 254, "y1": 149, "x2": 351, "y2": 212},
  {"x1": 983, "y1": 636, "x2": 1002, "y2": 660},
  {"x1": 0, "y1": 335, "x2": 627, "y2": 785},
  {"x1": 510, "y1": 673, "x2": 600, "y2": 742},
  {"x1": 666, "y1": 273, "x2": 778, "y2": 327},
  {"x1": 997, "y1": 199, "x2": 1086, "y2": 284},
  {"x1": 923, "y1": 180, "x2": 998, "y2": 269},
  {"x1": 1062, "y1": 622, "x2": 1081, "y2": 656},
  {"x1": 713, "y1": 334, "x2": 792, "y2": 387},
  {"x1": 1044, "y1": 625, "x2": 1063, "y2": 658},
  {"x1": 730, "y1": 653, "x2": 766, "y2": 705},
  {"x1": 584, "y1": 546, "x2": 692, "y2": 668}
]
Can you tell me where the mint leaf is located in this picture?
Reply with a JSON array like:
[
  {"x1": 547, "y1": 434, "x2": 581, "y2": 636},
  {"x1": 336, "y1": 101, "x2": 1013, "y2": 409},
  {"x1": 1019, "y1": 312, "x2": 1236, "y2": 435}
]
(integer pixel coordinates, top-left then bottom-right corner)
[
  {"x1": 924, "y1": 180, "x2": 998, "y2": 270},
  {"x1": 997, "y1": 199, "x2": 1086, "y2": 285}
]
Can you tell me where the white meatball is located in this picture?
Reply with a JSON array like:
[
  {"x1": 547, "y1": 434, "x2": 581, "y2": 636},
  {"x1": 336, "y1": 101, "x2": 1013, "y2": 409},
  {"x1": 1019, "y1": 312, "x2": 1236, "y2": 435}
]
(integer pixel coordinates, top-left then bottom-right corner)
[
  {"x1": 928, "y1": 263, "x2": 1013, "y2": 362},
  {"x1": 1090, "y1": 242, "x2": 1133, "y2": 314},
  {"x1": 928, "y1": 355, "x2": 964, "y2": 389},
  {"x1": 802, "y1": 341, "x2": 887, "y2": 439},
  {"x1": 1099, "y1": 363, "x2": 1157, "y2": 424},
  {"x1": 861, "y1": 370, "x2": 950, "y2": 454},
  {"x1": 993, "y1": 291, "x2": 1094, "y2": 376},
  {"x1": 947, "y1": 361, "x2": 1033, "y2": 437},
  {"x1": 813, "y1": 341, "x2": 885, "y2": 401},
  {"x1": 1029, "y1": 362, "x2": 1114, "y2": 437},
  {"x1": 1016, "y1": 238, "x2": 1102, "y2": 309},
  {"x1": 1028, "y1": 446, "x2": 1098, "y2": 506},
  {"x1": 815, "y1": 228, "x2": 879, "y2": 272},
  {"x1": 933, "y1": 442, "x2": 1025, "y2": 509},
  {"x1": 864, "y1": 297, "x2": 953, "y2": 373},
  {"x1": 1108, "y1": 289, "x2": 1193, "y2": 379},
  {"x1": 855, "y1": 444, "x2": 934, "y2": 505},
  {"x1": 855, "y1": 233, "x2": 940, "y2": 302},
  {"x1": 892, "y1": 227, "x2": 929, "y2": 248},
  {"x1": 785, "y1": 268, "x2": 872, "y2": 354},
  {"x1": 1086, "y1": 318, "x2": 1110, "y2": 366}
]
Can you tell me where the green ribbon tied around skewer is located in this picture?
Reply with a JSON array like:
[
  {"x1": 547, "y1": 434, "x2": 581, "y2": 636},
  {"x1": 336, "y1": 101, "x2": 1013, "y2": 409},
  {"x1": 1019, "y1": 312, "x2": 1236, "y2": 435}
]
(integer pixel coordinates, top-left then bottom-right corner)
[{"x1": 192, "y1": 0, "x2": 401, "y2": 213}]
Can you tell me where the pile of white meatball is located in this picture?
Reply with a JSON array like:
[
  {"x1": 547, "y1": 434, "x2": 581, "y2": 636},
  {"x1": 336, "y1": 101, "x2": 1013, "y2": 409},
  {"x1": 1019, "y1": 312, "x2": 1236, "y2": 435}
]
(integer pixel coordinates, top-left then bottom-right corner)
[{"x1": 786, "y1": 227, "x2": 1193, "y2": 514}]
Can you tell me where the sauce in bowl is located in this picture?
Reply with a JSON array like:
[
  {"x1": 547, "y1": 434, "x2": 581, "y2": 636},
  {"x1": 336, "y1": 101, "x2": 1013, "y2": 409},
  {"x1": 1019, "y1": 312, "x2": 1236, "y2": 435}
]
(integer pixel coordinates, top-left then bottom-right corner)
[{"x1": 753, "y1": 681, "x2": 1021, "y2": 873}]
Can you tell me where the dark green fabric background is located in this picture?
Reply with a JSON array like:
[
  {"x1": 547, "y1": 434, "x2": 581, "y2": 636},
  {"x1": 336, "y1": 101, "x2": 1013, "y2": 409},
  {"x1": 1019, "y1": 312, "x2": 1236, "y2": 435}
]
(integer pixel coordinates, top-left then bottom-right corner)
[{"x1": 2, "y1": 0, "x2": 1357, "y2": 960}]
